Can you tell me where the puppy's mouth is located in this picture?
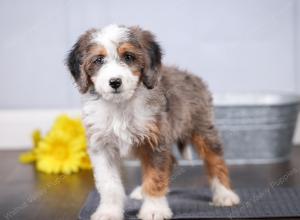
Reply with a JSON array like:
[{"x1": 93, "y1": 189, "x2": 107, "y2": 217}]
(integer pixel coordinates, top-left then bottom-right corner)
[
  {"x1": 100, "y1": 87, "x2": 137, "y2": 103},
  {"x1": 112, "y1": 89, "x2": 121, "y2": 94}
]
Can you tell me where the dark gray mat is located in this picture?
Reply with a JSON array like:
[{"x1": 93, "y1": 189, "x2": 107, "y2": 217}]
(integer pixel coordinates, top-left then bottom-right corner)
[{"x1": 79, "y1": 188, "x2": 300, "y2": 219}]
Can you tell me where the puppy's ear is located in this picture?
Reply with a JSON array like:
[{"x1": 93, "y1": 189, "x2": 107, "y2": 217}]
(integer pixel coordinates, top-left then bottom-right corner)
[
  {"x1": 133, "y1": 28, "x2": 162, "y2": 89},
  {"x1": 66, "y1": 31, "x2": 93, "y2": 93}
]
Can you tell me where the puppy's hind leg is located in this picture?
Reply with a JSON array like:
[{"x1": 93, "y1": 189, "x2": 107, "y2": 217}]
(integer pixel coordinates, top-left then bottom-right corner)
[{"x1": 191, "y1": 129, "x2": 240, "y2": 207}]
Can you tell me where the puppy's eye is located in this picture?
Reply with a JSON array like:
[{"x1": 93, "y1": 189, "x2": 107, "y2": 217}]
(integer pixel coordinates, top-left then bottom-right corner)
[
  {"x1": 93, "y1": 56, "x2": 105, "y2": 65},
  {"x1": 124, "y1": 53, "x2": 135, "y2": 63}
]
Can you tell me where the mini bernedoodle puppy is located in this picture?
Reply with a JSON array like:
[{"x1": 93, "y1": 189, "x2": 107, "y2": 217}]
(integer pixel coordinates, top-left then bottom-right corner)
[{"x1": 67, "y1": 24, "x2": 240, "y2": 220}]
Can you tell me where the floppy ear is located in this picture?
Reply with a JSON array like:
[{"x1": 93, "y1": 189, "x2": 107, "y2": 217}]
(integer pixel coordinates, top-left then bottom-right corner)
[
  {"x1": 66, "y1": 32, "x2": 92, "y2": 93},
  {"x1": 138, "y1": 29, "x2": 162, "y2": 89}
]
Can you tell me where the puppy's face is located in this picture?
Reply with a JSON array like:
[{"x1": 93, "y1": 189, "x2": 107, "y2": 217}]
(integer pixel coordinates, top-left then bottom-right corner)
[{"x1": 67, "y1": 25, "x2": 162, "y2": 103}]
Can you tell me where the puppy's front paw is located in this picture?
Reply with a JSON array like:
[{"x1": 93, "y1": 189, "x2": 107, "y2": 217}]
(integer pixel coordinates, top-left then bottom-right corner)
[
  {"x1": 212, "y1": 189, "x2": 240, "y2": 207},
  {"x1": 138, "y1": 196, "x2": 172, "y2": 220},
  {"x1": 138, "y1": 207, "x2": 172, "y2": 220},
  {"x1": 91, "y1": 206, "x2": 123, "y2": 220}
]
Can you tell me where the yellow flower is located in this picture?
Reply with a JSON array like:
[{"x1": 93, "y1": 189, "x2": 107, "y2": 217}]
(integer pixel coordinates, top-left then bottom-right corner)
[
  {"x1": 80, "y1": 153, "x2": 93, "y2": 170},
  {"x1": 19, "y1": 130, "x2": 42, "y2": 164},
  {"x1": 35, "y1": 131, "x2": 86, "y2": 174},
  {"x1": 32, "y1": 130, "x2": 42, "y2": 148},
  {"x1": 19, "y1": 115, "x2": 92, "y2": 174},
  {"x1": 51, "y1": 115, "x2": 86, "y2": 139},
  {"x1": 19, "y1": 151, "x2": 36, "y2": 164}
]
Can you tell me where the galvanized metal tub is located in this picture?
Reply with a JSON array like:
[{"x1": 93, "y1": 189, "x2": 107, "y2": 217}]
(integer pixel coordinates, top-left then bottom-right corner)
[{"x1": 213, "y1": 93, "x2": 300, "y2": 164}]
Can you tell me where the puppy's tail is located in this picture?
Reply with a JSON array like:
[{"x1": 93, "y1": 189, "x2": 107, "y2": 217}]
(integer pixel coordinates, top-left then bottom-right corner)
[{"x1": 177, "y1": 140, "x2": 193, "y2": 160}]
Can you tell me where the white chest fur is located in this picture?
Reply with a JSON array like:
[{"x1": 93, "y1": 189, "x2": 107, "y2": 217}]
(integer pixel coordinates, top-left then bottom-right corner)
[{"x1": 81, "y1": 92, "x2": 156, "y2": 156}]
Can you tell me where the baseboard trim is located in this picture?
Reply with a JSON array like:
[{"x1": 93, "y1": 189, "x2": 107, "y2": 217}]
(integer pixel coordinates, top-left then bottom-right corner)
[{"x1": 0, "y1": 110, "x2": 299, "y2": 150}]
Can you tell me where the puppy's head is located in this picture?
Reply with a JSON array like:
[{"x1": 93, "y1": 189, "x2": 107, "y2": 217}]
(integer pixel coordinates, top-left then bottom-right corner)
[{"x1": 67, "y1": 24, "x2": 162, "y2": 102}]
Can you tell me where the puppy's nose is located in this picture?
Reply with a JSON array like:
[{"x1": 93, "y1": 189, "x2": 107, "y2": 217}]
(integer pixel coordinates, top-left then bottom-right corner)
[{"x1": 109, "y1": 78, "x2": 122, "y2": 89}]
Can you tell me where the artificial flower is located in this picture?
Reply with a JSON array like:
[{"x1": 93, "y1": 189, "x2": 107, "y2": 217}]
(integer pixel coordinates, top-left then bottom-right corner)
[
  {"x1": 19, "y1": 130, "x2": 41, "y2": 164},
  {"x1": 19, "y1": 115, "x2": 91, "y2": 174}
]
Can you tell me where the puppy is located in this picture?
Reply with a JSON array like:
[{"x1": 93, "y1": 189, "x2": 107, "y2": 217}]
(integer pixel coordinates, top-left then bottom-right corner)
[{"x1": 67, "y1": 24, "x2": 240, "y2": 220}]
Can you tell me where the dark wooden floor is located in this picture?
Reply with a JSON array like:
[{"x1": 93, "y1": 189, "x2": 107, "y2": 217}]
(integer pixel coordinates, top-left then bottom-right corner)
[{"x1": 1, "y1": 147, "x2": 300, "y2": 220}]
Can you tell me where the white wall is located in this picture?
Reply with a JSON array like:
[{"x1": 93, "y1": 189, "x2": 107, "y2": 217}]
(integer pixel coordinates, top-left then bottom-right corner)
[{"x1": 0, "y1": 0, "x2": 299, "y2": 109}]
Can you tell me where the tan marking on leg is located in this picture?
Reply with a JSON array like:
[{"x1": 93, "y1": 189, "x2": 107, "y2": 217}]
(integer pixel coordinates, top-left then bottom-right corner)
[
  {"x1": 135, "y1": 145, "x2": 173, "y2": 197},
  {"x1": 191, "y1": 134, "x2": 231, "y2": 189}
]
